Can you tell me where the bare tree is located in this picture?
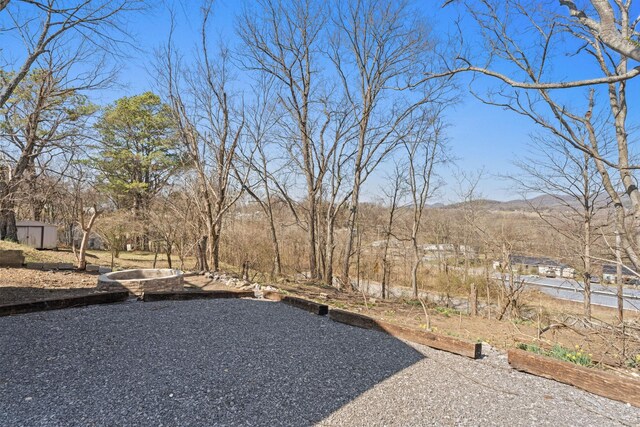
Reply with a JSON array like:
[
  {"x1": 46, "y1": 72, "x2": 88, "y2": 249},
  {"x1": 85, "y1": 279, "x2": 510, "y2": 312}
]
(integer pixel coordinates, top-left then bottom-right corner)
[
  {"x1": 64, "y1": 164, "x2": 103, "y2": 270},
  {"x1": 238, "y1": 0, "x2": 335, "y2": 280},
  {"x1": 0, "y1": 50, "x2": 100, "y2": 241},
  {"x1": 558, "y1": 1, "x2": 640, "y2": 63},
  {"x1": 240, "y1": 76, "x2": 285, "y2": 278},
  {"x1": 444, "y1": 0, "x2": 640, "y2": 273},
  {"x1": 512, "y1": 134, "x2": 606, "y2": 319},
  {"x1": 95, "y1": 210, "x2": 136, "y2": 268},
  {"x1": 0, "y1": 0, "x2": 143, "y2": 109},
  {"x1": 160, "y1": 5, "x2": 248, "y2": 272},
  {"x1": 75, "y1": 199, "x2": 100, "y2": 270},
  {"x1": 453, "y1": 169, "x2": 485, "y2": 283},
  {"x1": 402, "y1": 110, "x2": 447, "y2": 298},
  {"x1": 331, "y1": 0, "x2": 452, "y2": 288},
  {"x1": 379, "y1": 162, "x2": 406, "y2": 299},
  {"x1": 319, "y1": 102, "x2": 357, "y2": 286}
]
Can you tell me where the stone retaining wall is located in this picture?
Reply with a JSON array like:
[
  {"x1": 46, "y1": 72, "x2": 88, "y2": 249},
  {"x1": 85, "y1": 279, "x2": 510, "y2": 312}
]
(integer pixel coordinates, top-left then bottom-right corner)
[{"x1": 97, "y1": 269, "x2": 184, "y2": 296}]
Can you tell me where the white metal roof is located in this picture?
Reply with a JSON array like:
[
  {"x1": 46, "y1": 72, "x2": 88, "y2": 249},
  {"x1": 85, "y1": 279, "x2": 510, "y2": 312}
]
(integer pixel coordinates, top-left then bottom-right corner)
[{"x1": 16, "y1": 220, "x2": 57, "y2": 227}]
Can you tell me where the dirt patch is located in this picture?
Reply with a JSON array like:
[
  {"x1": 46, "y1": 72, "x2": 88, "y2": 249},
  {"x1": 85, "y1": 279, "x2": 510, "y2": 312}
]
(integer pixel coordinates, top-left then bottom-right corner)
[
  {"x1": 0, "y1": 268, "x2": 100, "y2": 305},
  {"x1": 0, "y1": 269, "x2": 219, "y2": 305},
  {"x1": 264, "y1": 279, "x2": 640, "y2": 371}
]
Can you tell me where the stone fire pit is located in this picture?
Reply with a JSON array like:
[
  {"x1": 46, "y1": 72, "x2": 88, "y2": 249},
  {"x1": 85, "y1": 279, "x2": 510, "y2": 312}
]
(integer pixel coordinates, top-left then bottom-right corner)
[{"x1": 97, "y1": 269, "x2": 184, "y2": 296}]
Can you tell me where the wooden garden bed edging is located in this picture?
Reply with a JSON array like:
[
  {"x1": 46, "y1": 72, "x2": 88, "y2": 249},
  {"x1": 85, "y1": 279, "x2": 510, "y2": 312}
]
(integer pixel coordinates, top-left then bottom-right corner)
[
  {"x1": 281, "y1": 296, "x2": 328, "y2": 315},
  {"x1": 142, "y1": 290, "x2": 255, "y2": 302},
  {"x1": 329, "y1": 308, "x2": 482, "y2": 359},
  {"x1": 508, "y1": 349, "x2": 640, "y2": 407},
  {"x1": 0, "y1": 291, "x2": 129, "y2": 317}
]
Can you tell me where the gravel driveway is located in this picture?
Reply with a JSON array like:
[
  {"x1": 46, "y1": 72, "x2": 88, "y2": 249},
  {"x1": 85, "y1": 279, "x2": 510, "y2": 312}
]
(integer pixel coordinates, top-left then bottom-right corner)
[{"x1": 1, "y1": 299, "x2": 638, "y2": 426}]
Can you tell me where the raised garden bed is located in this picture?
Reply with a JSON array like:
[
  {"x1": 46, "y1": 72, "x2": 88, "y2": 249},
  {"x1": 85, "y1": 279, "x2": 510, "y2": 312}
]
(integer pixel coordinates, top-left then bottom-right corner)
[
  {"x1": 329, "y1": 308, "x2": 482, "y2": 359},
  {"x1": 508, "y1": 348, "x2": 640, "y2": 407}
]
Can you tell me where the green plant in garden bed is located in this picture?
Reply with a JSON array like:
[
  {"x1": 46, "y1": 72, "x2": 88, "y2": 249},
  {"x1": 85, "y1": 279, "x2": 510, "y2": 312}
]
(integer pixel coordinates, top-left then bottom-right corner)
[
  {"x1": 626, "y1": 354, "x2": 640, "y2": 369},
  {"x1": 549, "y1": 344, "x2": 593, "y2": 367},
  {"x1": 435, "y1": 306, "x2": 459, "y2": 317},
  {"x1": 404, "y1": 299, "x2": 423, "y2": 307},
  {"x1": 517, "y1": 343, "x2": 593, "y2": 367},
  {"x1": 516, "y1": 343, "x2": 544, "y2": 355}
]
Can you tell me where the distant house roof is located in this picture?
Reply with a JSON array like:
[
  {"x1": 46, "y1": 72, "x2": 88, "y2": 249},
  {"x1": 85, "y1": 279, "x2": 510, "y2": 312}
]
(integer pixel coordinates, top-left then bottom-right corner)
[
  {"x1": 509, "y1": 255, "x2": 566, "y2": 268},
  {"x1": 602, "y1": 264, "x2": 636, "y2": 276},
  {"x1": 16, "y1": 220, "x2": 57, "y2": 227},
  {"x1": 421, "y1": 243, "x2": 455, "y2": 252}
]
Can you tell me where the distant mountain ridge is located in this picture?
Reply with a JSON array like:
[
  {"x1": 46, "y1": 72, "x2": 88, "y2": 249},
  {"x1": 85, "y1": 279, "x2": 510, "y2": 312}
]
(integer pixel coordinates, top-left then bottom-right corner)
[{"x1": 430, "y1": 194, "x2": 611, "y2": 211}]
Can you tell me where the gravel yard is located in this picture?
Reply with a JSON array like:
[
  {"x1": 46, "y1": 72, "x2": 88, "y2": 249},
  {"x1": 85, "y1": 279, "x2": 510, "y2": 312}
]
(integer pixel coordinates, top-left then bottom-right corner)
[{"x1": 1, "y1": 299, "x2": 638, "y2": 426}]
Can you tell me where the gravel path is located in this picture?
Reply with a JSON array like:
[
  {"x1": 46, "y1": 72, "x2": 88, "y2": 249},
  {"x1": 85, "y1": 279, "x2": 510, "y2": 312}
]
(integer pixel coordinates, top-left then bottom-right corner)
[
  {"x1": 1, "y1": 299, "x2": 639, "y2": 426},
  {"x1": 320, "y1": 343, "x2": 640, "y2": 426}
]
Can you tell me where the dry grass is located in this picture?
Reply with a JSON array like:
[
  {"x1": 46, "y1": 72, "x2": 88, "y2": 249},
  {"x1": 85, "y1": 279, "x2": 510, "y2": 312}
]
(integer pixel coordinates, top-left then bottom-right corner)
[{"x1": 0, "y1": 240, "x2": 196, "y2": 270}]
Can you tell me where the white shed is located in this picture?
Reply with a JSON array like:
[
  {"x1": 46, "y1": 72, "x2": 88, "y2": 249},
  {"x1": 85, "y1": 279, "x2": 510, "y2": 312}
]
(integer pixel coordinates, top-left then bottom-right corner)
[{"x1": 16, "y1": 220, "x2": 58, "y2": 249}]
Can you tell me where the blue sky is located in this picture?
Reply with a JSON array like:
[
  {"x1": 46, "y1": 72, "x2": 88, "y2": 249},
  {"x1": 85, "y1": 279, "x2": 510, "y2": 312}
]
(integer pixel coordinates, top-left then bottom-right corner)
[
  {"x1": 105, "y1": 1, "x2": 537, "y2": 201},
  {"x1": 4, "y1": 0, "x2": 639, "y2": 202}
]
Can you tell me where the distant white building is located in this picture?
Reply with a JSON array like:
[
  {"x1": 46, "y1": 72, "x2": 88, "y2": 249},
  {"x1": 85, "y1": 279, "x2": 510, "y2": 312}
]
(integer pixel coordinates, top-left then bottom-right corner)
[
  {"x1": 16, "y1": 220, "x2": 58, "y2": 249},
  {"x1": 420, "y1": 243, "x2": 477, "y2": 262},
  {"x1": 498, "y1": 255, "x2": 574, "y2": 278}
]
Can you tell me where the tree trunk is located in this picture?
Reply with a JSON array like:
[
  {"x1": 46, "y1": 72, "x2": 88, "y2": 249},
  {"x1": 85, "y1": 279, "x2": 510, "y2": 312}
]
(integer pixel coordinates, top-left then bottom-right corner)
[
  {"x1": 616, "y1": 230, "x2": 624, "y2": 323},
  {"x1": 381, "y1": 260, "x2": 389, "y2": 299},
  {"x1": 211, "y1": 227, "x2": 220, "y2": 272},
  {"x1": 583, "y1": 214, "x2": 592, "y2": 320},
  {"x1": 0, "y1": 207, "x2": 18, "y2": 242},
  {"x1": 267, "y1": 210, "x2": 281, "y2": 279},
  {"x1": 324, "y1": 216, "x2": 336, "y2": 287},
  {"x1": 76, "y1": 208, "x2": 99, "y2": 271},
  {"x1": 307, "y1": 196, "x2": 317, "y2": 279},
  {"x1": 342, "y1": 177, "x2": 361, "y2": 289},
  {"x1": 469, "y1": 283, "x2": 478, "y2": 316},
  {"x1": 197, "y1": 236, "x2": 209, "y2": 272},
  {"x1": 411, "y1": 238, "x2": 420, "y2": 298}
]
